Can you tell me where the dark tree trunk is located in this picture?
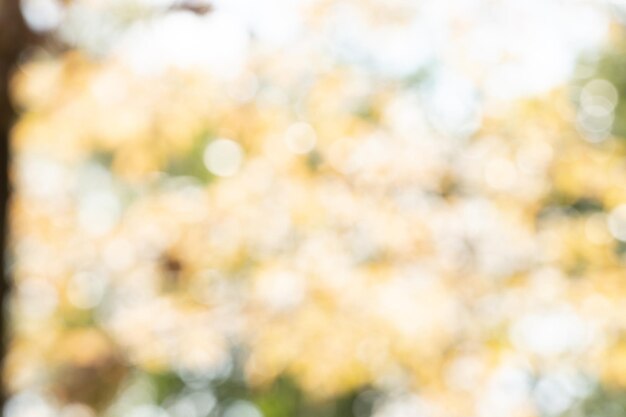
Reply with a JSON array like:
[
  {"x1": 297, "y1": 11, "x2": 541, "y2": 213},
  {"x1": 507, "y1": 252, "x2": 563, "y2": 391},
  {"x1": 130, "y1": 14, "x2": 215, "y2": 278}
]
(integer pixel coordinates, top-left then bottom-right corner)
[{"x1": 0, "y1": 0, "x2": 32, "y2": 409}]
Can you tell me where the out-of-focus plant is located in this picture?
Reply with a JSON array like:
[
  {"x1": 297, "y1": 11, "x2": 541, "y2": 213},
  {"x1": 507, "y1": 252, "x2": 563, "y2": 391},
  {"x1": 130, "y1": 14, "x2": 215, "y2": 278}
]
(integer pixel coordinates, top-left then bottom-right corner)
[{"x1": 7, "y1": 1, "x2": 626, "y2": 417}]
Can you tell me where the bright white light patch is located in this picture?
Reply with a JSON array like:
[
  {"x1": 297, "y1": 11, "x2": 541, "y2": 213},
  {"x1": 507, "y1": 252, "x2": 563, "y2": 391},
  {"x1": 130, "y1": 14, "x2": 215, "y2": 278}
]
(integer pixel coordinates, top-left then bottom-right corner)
[
  {"x1": 581, "y1": 79, "x2": 619, "y2": 114},
  {"x1": 18, "y1": 155, "x2": 67, "y2": 200},
  {"x1": 284, "y1": 122, "x2": 317, "y2": 154},
  {"x1": 479, "y1": 364, "x2": 532, "y2": 417},
  {"x1": 128, "y1": 405, "x2": 169, "y2": 417},
  {"x1": 5, "y1": 392, "x2": 56, "y2": 417},
  {"x1": 373, "y1": 395, "x2": 428, "y2": 417},
  {"x1": 78, "y1": 190, "x2": 122, "y2": 236},
  {"x1": 61, "y1": 403, "x2": 96, "y2": 417},
  {"x1": 256, "y1": 270, "x2": 306, "y2": 310},
  {"x1": 117, "y1": 11, "x2": 249, "y2": 78},
  {"x1": 510, "y1": 309, "x2": 589, "y2": 356},
  {"x1": 577, "y1": 78, "x2": 618, "y2": 143},
  {"x1": 534, "y1": 374, "x2": 579, "y2": 416},
  {"x1": 608, "y1": 204, "x2": 626, "y2": 241},
  {"x1": 213, "y1": 0, "x2": 305, "y2": 47},
  {"x1": 21, "y1": 0, "x2": 64, "y2": 32},
  {"x1": 203, "y1": 139, "x2": 244, "y2": 177},
  {"x1": 423, "y1": 70, "x2": 481, "y2": 137},
  {"x1": 222, "y1": 401, "x2": 262, "y2": 417}
]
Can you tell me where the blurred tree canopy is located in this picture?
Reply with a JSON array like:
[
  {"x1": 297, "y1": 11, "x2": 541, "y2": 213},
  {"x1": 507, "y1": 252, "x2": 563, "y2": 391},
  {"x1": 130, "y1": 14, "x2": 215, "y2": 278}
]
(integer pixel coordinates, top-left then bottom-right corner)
[{"x1": 7, "y1": 2, "x2": 626, "y2": 417}]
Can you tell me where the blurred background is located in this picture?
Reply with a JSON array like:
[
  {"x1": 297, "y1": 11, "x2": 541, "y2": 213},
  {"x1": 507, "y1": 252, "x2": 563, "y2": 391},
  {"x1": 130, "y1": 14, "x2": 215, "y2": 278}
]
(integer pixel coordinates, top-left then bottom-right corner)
[{"x1": 5, "y1": 0, "x2": 626, "y2": 416}]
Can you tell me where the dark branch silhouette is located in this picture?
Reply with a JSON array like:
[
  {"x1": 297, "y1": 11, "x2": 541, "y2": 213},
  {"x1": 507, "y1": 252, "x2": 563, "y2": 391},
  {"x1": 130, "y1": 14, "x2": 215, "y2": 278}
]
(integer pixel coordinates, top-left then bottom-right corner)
[{"x1": 0, "y1": 0, "x2": 35, "y2": 409}]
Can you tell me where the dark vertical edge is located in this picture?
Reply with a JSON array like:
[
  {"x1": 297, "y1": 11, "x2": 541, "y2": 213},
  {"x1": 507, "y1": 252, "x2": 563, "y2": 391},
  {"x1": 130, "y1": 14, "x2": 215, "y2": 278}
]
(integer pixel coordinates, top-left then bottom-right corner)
[{"x1": 0, "y1": 0, "x2": 31, "y2": 410}]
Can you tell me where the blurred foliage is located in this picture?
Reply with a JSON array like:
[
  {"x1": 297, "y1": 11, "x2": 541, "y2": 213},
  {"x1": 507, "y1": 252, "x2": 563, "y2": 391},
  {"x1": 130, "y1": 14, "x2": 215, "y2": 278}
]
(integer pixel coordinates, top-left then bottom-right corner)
[{"x1": 7, "y1": 2, "x2": 626, "y2": 417}]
